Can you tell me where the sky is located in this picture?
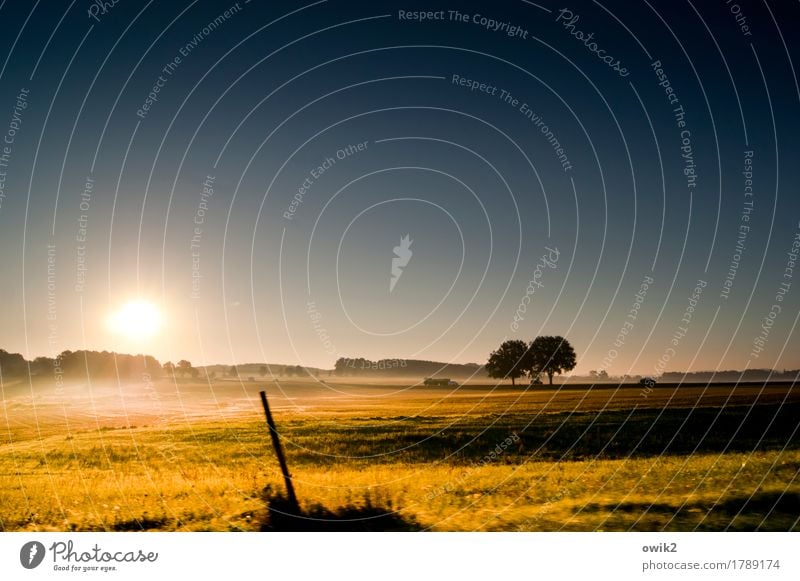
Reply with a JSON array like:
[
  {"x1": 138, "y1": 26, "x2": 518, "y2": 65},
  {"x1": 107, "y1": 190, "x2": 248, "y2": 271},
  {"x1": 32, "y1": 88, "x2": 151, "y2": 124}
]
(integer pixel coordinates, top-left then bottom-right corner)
[{"x1": 0, "y1": 0, "x2": 798, "y2": 375}]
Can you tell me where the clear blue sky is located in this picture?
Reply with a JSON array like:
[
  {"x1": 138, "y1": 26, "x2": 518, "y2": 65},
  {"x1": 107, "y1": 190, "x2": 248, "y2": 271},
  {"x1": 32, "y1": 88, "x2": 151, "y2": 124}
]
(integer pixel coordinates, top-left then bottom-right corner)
[{"x1": 0, "y1": 0, "x2": 798, "y2": 375}]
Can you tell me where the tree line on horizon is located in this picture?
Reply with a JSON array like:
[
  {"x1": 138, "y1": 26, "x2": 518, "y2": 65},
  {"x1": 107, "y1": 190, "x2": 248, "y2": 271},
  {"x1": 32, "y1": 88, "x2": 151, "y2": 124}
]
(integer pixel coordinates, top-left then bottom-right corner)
[
  {"x1": 2, "y1": 347, "x2": 795, "y2": 384},
  {"x1": 0, "y1": 349, "x2": 160, "y2": 379},
  {"x1": 0, "y1": 348, "x2": 330, "y2": 382},
  {"x1": 332, "y1": 357, "x2": 484, "y2": 377}
]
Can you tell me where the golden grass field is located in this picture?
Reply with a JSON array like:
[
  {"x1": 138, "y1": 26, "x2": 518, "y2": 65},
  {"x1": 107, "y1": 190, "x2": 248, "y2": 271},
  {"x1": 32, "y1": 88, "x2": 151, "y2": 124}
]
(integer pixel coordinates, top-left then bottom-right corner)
[{"x1": 1, "y1": 377, "x2": 798, "y2": 531}]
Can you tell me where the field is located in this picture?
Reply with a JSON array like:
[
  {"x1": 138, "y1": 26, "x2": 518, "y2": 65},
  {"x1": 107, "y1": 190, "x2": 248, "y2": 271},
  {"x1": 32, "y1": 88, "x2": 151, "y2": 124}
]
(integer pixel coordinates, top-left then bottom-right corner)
[{"x1": 1, "y1": 377, "x2": 798, "y2": 531}]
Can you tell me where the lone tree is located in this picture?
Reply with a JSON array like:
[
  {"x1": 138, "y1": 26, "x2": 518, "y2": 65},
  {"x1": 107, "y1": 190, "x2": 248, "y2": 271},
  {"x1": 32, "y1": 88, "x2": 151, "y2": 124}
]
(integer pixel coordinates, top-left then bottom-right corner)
[
  {"x1": 177, "y1": 359, "x2": 193, "y2": 378},
  {"x1": 162, "y1": 361, "x2": 175, "y2": 377},
  {"x1": 528, "y1": 336, "x2": 577, "y2": 385},
  {"x1": 485, "y1": 339, "x2": 532, "y2": 386}
]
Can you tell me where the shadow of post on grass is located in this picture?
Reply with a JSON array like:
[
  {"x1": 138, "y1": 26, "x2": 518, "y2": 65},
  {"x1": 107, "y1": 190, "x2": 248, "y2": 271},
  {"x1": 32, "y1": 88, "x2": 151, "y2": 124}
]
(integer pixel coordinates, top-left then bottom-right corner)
[{"x1": 259, "y1": 486, "x2": 421, "y2": 531}]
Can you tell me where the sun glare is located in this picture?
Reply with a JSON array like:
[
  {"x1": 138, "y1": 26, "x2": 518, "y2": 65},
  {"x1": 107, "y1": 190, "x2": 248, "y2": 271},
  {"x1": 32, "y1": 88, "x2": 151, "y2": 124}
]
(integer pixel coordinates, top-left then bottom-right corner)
[{"x1": 107, "y1": 300, "x2": 162, "y2": 340}]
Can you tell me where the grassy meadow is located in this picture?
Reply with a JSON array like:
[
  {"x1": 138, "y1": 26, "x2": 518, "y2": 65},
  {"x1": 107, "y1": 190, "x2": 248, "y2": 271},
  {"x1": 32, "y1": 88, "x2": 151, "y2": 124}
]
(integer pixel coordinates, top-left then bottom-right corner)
[{"x1": 1, "y1": 377, "x2": 798, "y2": 531}]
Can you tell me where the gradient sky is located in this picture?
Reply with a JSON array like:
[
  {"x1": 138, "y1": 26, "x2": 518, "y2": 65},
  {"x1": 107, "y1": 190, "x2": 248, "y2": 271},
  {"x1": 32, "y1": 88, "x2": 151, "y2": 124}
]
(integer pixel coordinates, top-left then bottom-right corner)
[{"x1": 0, "y1": 0, "x2": 798, "y2": 375}]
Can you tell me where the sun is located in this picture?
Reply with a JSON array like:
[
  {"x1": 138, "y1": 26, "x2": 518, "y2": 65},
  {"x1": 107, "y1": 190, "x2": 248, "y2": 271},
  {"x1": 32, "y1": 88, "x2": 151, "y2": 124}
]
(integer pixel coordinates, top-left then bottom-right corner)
[{"x1": 107, "y1": 300, "x2": 162, "y2": 340}]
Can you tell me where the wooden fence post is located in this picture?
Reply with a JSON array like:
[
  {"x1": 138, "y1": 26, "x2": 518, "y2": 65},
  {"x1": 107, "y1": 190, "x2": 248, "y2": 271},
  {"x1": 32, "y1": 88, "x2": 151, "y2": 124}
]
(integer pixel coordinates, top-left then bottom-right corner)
[{"x1": 259, "y1": 389, "x2": 299, "y2": 513}]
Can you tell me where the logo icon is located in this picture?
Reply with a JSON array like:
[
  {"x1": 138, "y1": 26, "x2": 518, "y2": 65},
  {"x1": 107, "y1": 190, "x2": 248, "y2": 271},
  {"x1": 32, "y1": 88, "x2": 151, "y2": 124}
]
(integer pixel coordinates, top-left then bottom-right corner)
[
  {"x1": 390, "y1": 234, "x2": 413, "y2": 292},
  {"x1": 20, "y1": 541, "x2": 45, "y2": 569}
]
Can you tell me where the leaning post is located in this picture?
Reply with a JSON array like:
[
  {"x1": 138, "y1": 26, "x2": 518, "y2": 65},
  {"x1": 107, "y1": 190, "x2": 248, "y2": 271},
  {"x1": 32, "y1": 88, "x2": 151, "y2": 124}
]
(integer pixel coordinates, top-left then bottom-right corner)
[{"x1": 259, "y1": 387, "x2": 299, "y2": 513}]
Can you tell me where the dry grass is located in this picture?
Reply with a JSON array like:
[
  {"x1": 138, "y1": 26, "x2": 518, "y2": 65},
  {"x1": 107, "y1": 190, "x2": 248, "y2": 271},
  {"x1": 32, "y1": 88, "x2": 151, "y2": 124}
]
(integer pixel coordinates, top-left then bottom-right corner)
[{"x1": 1, "y1": 378, "x2": 797, "y2": 531}]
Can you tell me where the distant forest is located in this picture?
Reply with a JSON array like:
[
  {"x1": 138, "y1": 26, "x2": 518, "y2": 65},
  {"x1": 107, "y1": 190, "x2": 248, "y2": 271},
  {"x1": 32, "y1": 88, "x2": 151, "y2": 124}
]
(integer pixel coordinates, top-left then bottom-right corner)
[
  {"x1": 0, "y1": 349, "x2": 159, "y2": 379},
  {"x1": 1, "y1": 348, "x2": 796, "y2": 383},
  {"x1": 658, "y1": 369, "x2": 800, "y2": 382},
  {"x1": 332, "y1": 357, "x2": 487, "y2": 378}
]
